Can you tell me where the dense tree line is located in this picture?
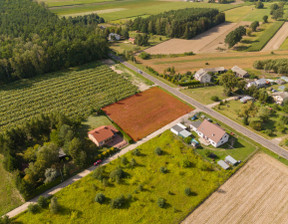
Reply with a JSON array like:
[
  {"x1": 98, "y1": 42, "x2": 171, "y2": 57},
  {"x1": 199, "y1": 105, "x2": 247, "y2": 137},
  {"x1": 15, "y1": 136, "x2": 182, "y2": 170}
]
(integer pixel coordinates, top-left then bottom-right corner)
[
  {"x1": 0, "y1": 0, "x2": 108, "y2": 84},
  {"x1": 225, "y1": 26, "x2": 246, "y2": 48},
  {"x1": 129, "y1": 8, "x2": 225, "y2": 39},
  {"x1": 270, "y1": 2, "x2": 285, "y2": 20},
  {"x1": 0, "y1": 113, "x2": 98, "y2": 199},
  {"x1": 254, "y1": 59, "x2": 288, "y2": 74}
]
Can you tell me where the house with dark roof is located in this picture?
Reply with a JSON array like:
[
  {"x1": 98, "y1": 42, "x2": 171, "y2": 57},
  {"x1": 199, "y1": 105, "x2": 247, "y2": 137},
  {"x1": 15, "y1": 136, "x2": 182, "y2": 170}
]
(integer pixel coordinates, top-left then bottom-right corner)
[
  {"x1": 195, "y1": 120, "x2": 229, "y2": 147},
  {"x1": 88, "y1": 125, "x2": 119, "y2": 147}
]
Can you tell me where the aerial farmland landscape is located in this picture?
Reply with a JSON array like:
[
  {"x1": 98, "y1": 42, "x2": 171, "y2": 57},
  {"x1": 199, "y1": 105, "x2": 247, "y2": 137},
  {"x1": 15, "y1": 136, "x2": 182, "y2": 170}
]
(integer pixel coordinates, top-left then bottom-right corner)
[{"x1": 2, "y1": 0, "x2": 288, "y2": 223}]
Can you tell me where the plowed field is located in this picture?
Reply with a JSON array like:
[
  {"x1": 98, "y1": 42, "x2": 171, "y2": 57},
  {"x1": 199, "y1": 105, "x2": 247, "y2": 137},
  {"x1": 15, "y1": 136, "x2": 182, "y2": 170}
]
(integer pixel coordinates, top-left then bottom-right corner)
[{"x1": 102, "y1": 87, "x2": 193, "y2": 141}]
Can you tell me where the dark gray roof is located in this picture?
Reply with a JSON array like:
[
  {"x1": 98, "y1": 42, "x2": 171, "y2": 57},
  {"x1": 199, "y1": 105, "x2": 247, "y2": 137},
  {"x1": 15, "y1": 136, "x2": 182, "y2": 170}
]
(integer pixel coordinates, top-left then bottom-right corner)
[
  {"x1": 190, "y1": 120, "x2": 202, "y2": 129},
  {"x1": 171, "y1": 125, "x2": 184, "y2": 132}
]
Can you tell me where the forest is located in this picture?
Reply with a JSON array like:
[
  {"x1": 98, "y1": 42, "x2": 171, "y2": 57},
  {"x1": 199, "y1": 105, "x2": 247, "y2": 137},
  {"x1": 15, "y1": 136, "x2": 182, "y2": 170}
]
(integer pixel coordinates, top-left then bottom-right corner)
[
  {"x1": 0, "y1": 0, "x2": 108, "y2": 84},
  {"x1": 129, "y1": 8, "x2": 225, "y2": 39}
]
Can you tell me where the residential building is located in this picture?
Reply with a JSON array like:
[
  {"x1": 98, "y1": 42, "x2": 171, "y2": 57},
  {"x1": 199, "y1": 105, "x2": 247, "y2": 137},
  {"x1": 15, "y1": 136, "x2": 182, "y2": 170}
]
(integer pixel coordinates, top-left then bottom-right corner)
[
  {"x1": 194, "y1": 67, "x2": 226, "y2": 83},
  {"x1": 281, "y1": 76, "x2": 288, "y2": 82},
  {"x1": 272, "y1": 92, "x2": 288, "y2": 105},
  {"x1": 170, "y1": 123, "x2": 192, "y2": 138},
  {"x1": 108, "y1": 33, "x2": 121, "y2": 41},
  {"x1": 189, "y1": 120, "x2": 202, "y2": 132},
  {"x1": 195, "y1": 120, "x2": 229, "y2": 147},
  {"x1": 231, "y1": 65, "x2": 249, "y2": 78},
  {"x1": 240, "y1": 95, "x2": 253, "y2": 103},
  {"x1": 247, "y1": 79, "x2": 268, "y2": 88},
  {"x1": 88, "y1": 125, "x2": 119, "y2": 147}
]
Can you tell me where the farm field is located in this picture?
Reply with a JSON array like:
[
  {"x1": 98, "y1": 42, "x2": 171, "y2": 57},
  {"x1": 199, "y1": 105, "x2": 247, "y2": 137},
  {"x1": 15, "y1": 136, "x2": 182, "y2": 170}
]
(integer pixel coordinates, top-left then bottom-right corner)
[
  {"x1": 0, "y1": 63, "x2": 137, "y2": 131},
  {"x1": 138, "y1": 50, "x2": 288, "y2": 74},
  {"x1": 0, "y1": 155, "x2": 23, "y2": 216},
  {"x1": 102, "y1": 87, "x2": 193, "y2": 141},
  {"x1": 14, "y1": 131, "x2": 231, "y2": 224},
  {"x1": 38, "y1": 0, "x2": 116, "y2": 8},
  {"x1": 265, "y1": 22, "x2": 288, "y2": 51},
  {"x1": 145, "y1": 22, "x2": 250, "y2": 55},
  {"x1": 181, "y1": 86, "x2": 225, "y2": 105},
  {"x1": 182, "y1": 153, "x2": 288, "y2": 224},
  {"x1": 49, "y1": 0, "x2": 238, "y2": 20}
]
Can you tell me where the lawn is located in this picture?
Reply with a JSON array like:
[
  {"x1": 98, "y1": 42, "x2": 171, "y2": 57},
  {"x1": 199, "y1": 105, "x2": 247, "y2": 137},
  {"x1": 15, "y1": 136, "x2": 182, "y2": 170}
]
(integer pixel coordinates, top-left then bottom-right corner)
[
  {"x1": 102, "y1": 87, "x2": 193, "y2": 141},
  {"x1": 280, "y1": 37, "x2": 288, "y2": 50},
  {"x1": 214, "y1": 100, "x2": 287, "y2": 139},
  {"x1": 51, "y1": 0, "x2": 239, "y2": 20},
  {"x1": 181, "y1": 86, "x2": 225, "y2": 105},
  {"x1": 0, "y1": 156, "x2": 23, "y2": 216},
  {"x1": 14, "y1": 131, "x2": 231, "y2": 224}
]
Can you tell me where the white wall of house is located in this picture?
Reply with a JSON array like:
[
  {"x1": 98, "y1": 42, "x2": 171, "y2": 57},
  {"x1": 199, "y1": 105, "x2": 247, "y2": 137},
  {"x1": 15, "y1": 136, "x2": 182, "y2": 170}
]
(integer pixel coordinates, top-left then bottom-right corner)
[
  {"x1": 215, "y1": 133, "x2": 229, "y2": 147},
  {"x1": 88, "y1": 134, "x2": 100, "y2": 147}
]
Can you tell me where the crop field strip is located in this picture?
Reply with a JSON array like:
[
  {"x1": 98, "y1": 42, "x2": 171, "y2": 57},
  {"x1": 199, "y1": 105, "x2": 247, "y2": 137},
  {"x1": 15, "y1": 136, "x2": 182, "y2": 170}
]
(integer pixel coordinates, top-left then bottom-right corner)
[{"x1": 0, "y1": 64, "x2": 138, "y2": 131}]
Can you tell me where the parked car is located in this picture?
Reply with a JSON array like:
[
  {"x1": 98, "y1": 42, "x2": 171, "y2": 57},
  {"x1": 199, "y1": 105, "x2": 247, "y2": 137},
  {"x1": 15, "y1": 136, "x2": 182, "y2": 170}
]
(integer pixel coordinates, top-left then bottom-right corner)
[
  {"x1": 94, "y1": 160, "x2": 102, "y2": 166},
  {"x1": 138, "y1": 69, "x2": 143, "y2": 74}
]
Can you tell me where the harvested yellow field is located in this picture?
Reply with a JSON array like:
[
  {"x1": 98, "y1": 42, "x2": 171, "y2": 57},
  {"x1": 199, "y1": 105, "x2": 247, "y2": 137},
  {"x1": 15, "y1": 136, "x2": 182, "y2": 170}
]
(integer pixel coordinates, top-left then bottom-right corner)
[
  {"x1": 138, "y1": 51, "x2": 288, "y2": 73},
  {"x1": 182, "y1": 153, "x2": 288, "y2": 224},
  {"x1": 145, "y1": 22, "x2": 250, "y2": 55}
]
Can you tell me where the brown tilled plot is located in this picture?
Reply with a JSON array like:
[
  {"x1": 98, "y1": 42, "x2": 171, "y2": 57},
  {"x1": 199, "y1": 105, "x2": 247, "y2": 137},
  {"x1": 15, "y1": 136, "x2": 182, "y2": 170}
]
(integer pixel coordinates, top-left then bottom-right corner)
[
  {"x1": 182, "y1": 153, "x2": 288, "y2": 224},
  {"x1": 102, "y1": 87, "x2": 193, "y2": 141}
]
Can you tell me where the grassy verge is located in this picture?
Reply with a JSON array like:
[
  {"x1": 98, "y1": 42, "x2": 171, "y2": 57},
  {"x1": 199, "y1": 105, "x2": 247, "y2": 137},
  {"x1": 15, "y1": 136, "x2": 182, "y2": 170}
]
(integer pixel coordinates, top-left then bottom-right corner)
[
  {"x1": 0, "y1": 156, "x2": 23, "y2": 216},
  {"x1": 14, "y1": 131, "x2": 231, "y2": 224}
]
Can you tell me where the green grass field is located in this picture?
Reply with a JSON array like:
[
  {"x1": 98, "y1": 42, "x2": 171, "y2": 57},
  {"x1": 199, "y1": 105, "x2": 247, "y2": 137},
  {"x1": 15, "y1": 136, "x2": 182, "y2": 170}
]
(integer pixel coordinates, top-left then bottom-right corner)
[
  {"x1": 0, "y1": 63, "x2": 137, "y2": 131},
  {"x1": 181, "y1": 86, "x2": 225, "y2": 105},
  {"x1": 0, "y1": 156, "x2": 23, "y2": 216},
  {"x1": 14, "y1": 131, "x2": 231, "y2": 224},
  {"x1": 214, "y1": 100, "x2": 287, "y2": 139},
  {"x1": 51, "y1": 0, "x2": 239, "y2": 20},
  {"x1": 39, "y1": 0, "x2": 116, "y2": 8}
]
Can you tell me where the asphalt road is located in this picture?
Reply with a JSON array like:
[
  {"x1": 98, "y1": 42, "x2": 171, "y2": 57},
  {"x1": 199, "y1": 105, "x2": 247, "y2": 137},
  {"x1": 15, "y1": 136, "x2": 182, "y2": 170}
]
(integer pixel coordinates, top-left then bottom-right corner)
[{"x1": 112, "y1": 55, "x2": 288, "y2": 160}]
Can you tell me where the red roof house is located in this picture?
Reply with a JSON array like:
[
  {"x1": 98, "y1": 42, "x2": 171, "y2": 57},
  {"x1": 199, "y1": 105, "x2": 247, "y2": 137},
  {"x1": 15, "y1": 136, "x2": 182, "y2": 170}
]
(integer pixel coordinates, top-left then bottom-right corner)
[{"x1": 88, "y1": 125, "x2": 119, "y2": 147}]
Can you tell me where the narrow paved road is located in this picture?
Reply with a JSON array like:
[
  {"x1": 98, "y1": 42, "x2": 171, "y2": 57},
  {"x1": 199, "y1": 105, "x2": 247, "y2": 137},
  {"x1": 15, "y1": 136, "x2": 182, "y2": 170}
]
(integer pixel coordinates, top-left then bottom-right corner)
[{"x1": 112, "y1": 55, "x2": 288, "y2": 160}]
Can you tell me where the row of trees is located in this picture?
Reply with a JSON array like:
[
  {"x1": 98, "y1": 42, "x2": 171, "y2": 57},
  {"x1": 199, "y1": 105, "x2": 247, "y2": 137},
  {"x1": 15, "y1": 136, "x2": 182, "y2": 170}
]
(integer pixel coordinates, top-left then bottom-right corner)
[
  {"x1": 225, "y1": 26, "x2": 246, "y2": 48},
  {"x1": 0, "y1": 112, "x2": 98, "y2": 199},
  {"x1": 128, "y1": 8, "x2": 225, "y2": 39},
  {"x1": 253, "y1": 59, "x2": 288, "y2": 74},
  {"x1": 0, "y1": 0, "x2": 108, "y2": 84}
]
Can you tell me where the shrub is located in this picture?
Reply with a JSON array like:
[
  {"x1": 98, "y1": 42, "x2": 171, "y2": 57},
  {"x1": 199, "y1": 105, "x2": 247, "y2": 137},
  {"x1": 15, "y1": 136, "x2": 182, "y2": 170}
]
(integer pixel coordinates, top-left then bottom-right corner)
[
  {"x1": 92, "y1": 167, "x2": 105, "y2": 180},
  {"x1": 157, "y1": 198, "x2": 166, "y2": 208},
  {"x1": 110, "y1": 167, "x2": 126, "y2": 181},
  {"x1": 249, "y1": 118, "x2": 262, "y2": 131},
  {"x1": 155, "y1": 147, "x2": 163, "y2": 155},
  {"x1": 184, "y1": 136, "x2": 192, "y2": 144},
  {"x1": 211, "y1": 95, "x2": 220, "y2": 102},
  {"x1": 121, "y1": 156, "x2": 129, "y2": 165},
  {"x1": 49, "y1": 197, "x2": 60, "y2": 214},
  {"x1": 38, "y1": 196, "x2": 49, "y2": 208},
  {"x1": 130, "y1": 158, "x2": 136, "y2": 167},
  {"x1": 160, "y1": 166, "x2": 168, "y2": 173},
  {"x1": 138, "y1": 184, "x2": 144, "y2": 191},
  {"x1": 102, "y1": 178, "x2": 109, "y2": 187},
  {"x1": 182, "y1": 159, "x2": 192, "y2": 168},
  {"x1": 110, "y1": 195, "x2": 126, "y2": 209},
  {"x1": 139, "y1": 52, "x2": 151, "y2": 59},
  {"x1": 185, "y1": 187, "x2": 192, "y2": 196},
  {"x1": 0, "y1": 216, "x2": 11, "y2": 224},
  {"x1": 28, "y1": 203, "x2": 39, "y2": 214},
  {"x1": 132, "y1": 148, "x2": 141, "y2": 156},
  {"x1": 265, "y1": 129, "x2": 273, "y2": 137},
  {"x1": 95, "y1": 193, "x2": 106, "y2": 204}
]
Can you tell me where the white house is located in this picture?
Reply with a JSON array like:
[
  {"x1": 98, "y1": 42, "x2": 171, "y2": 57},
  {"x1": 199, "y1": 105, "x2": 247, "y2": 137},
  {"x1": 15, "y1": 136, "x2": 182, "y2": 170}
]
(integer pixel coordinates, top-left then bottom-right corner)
[
  {"x1": 195, "y1": 120, "x2": 229, "y2": 147},
  {"x1": 272, "y1": 92, "x2": 288, "y2": 105},
  {"x1": 194, "y1": 67, "x2": 226, "y2": 83},
  {"x1": 108, "y1": 33, "x2": 121, "y2": 41}
]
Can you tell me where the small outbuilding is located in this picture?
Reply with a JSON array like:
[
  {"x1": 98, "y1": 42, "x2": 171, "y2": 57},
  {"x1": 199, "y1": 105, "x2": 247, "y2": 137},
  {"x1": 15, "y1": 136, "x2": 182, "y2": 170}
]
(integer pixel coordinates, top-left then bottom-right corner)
[
  {"x1": 170, "y1": 123, "x2": 187, "y2": 135},
  {"x1": 179, "y1": 129, "x2": 192, "y2": 138},
  {"x1": 231, "y1": 65, "x2": 249, "y2": 78},
  {"x1": 189, "y1": 120, "x2": 202, "y2": 132},
  {"x1": 240, "y1": 96, "x2": 253, "y2": 103},
  {"x1": 217, "y1": 160, "x2": 230, "y2": 170},
  {"x1": 225, "y1": 155, "x2": 238, "y2": 166}
]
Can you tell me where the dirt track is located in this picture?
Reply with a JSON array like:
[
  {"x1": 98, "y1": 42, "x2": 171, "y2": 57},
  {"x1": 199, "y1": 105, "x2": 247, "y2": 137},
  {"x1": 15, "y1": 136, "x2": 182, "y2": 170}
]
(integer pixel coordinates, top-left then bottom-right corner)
[
  {"x1": 182, "y1": 153, "x2": 288, "y2": 224},
  {"x1": 145, "y1": 21, "x2": 250, "y2": 55},
  {"x1": 262, "y1": 22, "x2": 288, "y2": 52}
]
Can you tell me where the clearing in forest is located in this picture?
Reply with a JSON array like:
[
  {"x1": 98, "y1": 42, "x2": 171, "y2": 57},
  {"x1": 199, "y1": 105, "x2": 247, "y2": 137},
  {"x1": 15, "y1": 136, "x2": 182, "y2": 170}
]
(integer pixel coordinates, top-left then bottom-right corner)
[
  {"x1": 182, "y1": 153, "x2": 288, "y2": 224},
  {"x1": 102, "y1": 87, "x2": 193, "y2": 141}
]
